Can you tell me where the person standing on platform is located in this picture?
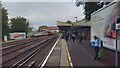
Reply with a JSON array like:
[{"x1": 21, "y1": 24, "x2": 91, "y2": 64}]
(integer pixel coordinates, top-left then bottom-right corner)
[
  {"x1": 66, "y1": 33, "x2": 69, "y2": 41},
  {"x1": 79, "y1": 34, "x2": 83, "y2": 42},
  {"x1": 72, "y1": 33, "x2": 75, "y2": 42},
  {"x1": 92, "y1": 36, "x2": 101, "y2": 60}
]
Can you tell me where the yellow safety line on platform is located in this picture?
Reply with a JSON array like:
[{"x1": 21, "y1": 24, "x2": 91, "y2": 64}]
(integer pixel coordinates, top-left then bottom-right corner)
[{"x1": 64, "y1": 40, "x2": 73, "y2": 68}]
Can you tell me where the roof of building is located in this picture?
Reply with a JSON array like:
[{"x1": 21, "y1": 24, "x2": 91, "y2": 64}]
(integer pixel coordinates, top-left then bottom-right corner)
[
  {"x1": 41, "y1": 27, "x2": 59, "y2": 30},
  {"x1": 47, "y1": 27, "x2": 59, "y2": 30}
]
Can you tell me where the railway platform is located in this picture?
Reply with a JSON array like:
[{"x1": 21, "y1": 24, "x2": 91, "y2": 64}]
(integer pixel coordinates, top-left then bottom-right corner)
[
  {"x1": 44, "y1": 38, "x2": 70, "y2": 67},
  {"x1": 43, "y1": 37, "x2": 120, "y2": 67},
  {"x1": 66, "y1": 39, "x2": 120, "y2": 67},
  {"x1": 1, "y1": 35, "x2": 120, "y2": 67}
]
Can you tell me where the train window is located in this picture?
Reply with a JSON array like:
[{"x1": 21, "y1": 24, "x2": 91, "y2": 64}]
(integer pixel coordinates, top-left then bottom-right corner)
[{"x1": 117, "y1": 16, "x2": 120, "y2": 23}]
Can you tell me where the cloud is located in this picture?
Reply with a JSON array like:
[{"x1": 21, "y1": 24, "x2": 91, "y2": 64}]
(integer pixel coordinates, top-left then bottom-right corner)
[
  {"x1": 1, "y1": 0, "x2": 114, "y2": 2},
  {"x1": 3, "y1": 2, "x2": 84, "y2": 30},
  {"x1": 1, "y1": 0, "x2": 74, "y2": 2}
]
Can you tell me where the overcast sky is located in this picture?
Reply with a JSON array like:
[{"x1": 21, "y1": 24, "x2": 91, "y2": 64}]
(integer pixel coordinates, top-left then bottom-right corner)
[
  {"x1": 2, "y1": 2, "x2": 84, "y2": 30},
  {"x1": 2, "y1": 0, "x2": 74, "y2": 2}
]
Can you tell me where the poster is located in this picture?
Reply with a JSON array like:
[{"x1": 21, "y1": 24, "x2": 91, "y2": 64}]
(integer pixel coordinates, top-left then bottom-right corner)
[{"x1": 91, "y1": 2, "x2": 120, "y2": 51}]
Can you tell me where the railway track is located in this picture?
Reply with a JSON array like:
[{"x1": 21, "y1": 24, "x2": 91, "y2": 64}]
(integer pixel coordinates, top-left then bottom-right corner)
[
  {"x1": 2, "y1": 35, "x2": 59, "y2": 67},
  {"x1": 2, "y1": 38, "x2": 31, "y2": 48},
  {"x1": 1, "y1": 35, "x2": 54, "y2": 65},
  {"x1": 1, "y1": 36, "x2": 44, "y2": 50},
  {"x1": 11, "y1": 36, "x2": 58, "y2": 68},
  {"x1": 23, "y1": 35, "x2": 60, "y2": 68},
  {"x1": 1, "y1": 35, "x2": 51, "y2": 57},
  {"x1": 1, "y1": 35, "x2": 45, "y2": 48}
]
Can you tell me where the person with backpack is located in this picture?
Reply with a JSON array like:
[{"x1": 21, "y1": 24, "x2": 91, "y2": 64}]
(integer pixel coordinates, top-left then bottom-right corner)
[{"x1": 92, "y1": 36, "x2": 102, "y2": 60}]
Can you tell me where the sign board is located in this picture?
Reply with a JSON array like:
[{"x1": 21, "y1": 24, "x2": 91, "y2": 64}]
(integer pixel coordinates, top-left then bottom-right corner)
[
  {"x1": 4, "y1": 36, "x2": 7, "y2": 41},
  {"x1": 116, "y1": 23, "x2": 120, "y2": 29},
  {"x1": 91, "y1": 2, "x2": 120, "y2": 51},
  {"x1": 9, "y1": 32, "x2": 26, "y2": 39},
  {"x1": 116, "y1": 16, "x2": 120, "y2": 30}
]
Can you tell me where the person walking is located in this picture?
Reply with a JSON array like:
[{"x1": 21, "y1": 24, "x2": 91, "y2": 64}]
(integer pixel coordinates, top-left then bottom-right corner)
[
  {"x1": 92, "y1": 36, "x2": 101, "y2": 60},
  {"x1": 72, "y1": 33, "x2": 75, "y2": 42},
  {"x1": 66, "y1": 33, "x2": 69, "y2": 41},
  {"x1": 79, "y1": 34, "x2": 83, "y2": 42}
]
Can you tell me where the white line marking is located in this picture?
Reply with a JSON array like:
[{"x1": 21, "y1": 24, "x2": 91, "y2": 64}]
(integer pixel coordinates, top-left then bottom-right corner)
[{"x1": 40, "y1": 34, "x2": 62, "y2": 68}]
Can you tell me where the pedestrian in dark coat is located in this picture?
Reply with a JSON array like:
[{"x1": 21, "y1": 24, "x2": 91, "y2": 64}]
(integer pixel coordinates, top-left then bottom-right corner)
[{"x1": 79, "y1": 35, "x2": 83, "y2": 42}]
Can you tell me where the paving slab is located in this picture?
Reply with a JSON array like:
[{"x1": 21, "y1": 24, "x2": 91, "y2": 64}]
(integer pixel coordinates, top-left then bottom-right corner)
[
  {"x1": 66, "y1": 39, "x2": 120, "y2": 67},
  {"x1": 45, "y1": 38, "x2": 69, "y2": 67}
]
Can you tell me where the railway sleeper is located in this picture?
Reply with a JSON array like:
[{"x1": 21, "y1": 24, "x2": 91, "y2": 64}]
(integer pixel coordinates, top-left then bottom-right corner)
[
  {"x1": 28, "y1": 61, "x2": 36, "y2": 68},
  {"x1": 10, "y1": 36, "x2": 58, "y2": 68}
]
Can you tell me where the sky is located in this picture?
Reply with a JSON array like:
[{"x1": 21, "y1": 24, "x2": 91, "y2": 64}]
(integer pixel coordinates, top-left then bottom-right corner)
[
  {"x1": 2, "y1": 2, "x2": 84, "y2": 30},
  {"x1": 1, "y1": 0, "x2": 115, "y2": 2},
  {"x1": 2, "y1": 0, "x2": 75, "y2": 2}
]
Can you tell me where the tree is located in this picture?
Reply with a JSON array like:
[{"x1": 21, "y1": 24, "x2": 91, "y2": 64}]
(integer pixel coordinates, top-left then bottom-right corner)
[
  {"x1": 38, "y1": 25, "x2": 48, "y2": 31},
  {"x1": 66, "y1": 20, "x2": 72, "y2": 24},
  {"x1": 2, "y1": 7, "x2": 9, "y2": 40},
  {"x1": 84, "y1": 2, "x2": 100, "y2": 21},
  {"x1": 28, "y1": 26, "x2": 33, "y2": 32},
  {"x1": 10, "y1": 16, "x2": 29, "y2": 33},
  {"x1": 75, "y1": 0, "x2": 110, "y2": 21}
]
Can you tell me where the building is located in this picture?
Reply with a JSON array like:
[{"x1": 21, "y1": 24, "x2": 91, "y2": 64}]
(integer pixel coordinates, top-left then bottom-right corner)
[
  {"x1": 57, "y1": 19, "x2": 91, "y2": 40},
  {"x1": 40, "y1": 26, "x2": 59, "y2": 33},
  {"x1": 47, "y1": 27, "x2": 59, "y2": 33}
]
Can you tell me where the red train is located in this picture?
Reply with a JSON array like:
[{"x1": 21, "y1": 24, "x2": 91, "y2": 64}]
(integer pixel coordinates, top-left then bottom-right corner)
[{"x1": 31, "y1": 31, "x2": 54, "y2": 37}]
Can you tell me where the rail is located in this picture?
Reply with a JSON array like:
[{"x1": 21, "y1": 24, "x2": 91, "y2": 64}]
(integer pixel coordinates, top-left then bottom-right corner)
[{"x1": 9, "y1": 36, "x2": 57, "y2": 68}]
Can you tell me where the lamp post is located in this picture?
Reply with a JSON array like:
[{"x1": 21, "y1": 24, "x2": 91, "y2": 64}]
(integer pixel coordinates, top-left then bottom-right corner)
[
  {"x1": 115, "y1": 24, "x2": 118, "y2": 68},
  {"x1": 74, "y1": 17, "x2": 78, "y2": 26},
  {"x1": 74, "y1": 17, "x2": 77, "y2": 22}
]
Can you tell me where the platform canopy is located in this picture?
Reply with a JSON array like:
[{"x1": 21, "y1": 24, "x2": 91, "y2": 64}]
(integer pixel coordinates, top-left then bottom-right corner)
[{"x1": 57, "y1": 20, "x2": 90, "y2": 32}]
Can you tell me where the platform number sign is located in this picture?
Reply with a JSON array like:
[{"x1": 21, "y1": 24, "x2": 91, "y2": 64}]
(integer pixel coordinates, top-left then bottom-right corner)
[{"x1": 116, "y1": 16, "x2": 120, "y2": 30}]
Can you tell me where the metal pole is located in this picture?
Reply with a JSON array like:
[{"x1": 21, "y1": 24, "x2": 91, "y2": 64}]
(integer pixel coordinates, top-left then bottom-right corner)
[
  {"x1": 76, "y1": 17, "x2": 77, "y2": 22},
  {"x1": 115, "y1": 30, "x2": 118, "y2": 68},
  {"x1": 115, "y1": 20, "x2": 118, "y2": 68},
  {"x1": 74, "y1": 17, "x2": 77, "y2": 26}
]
